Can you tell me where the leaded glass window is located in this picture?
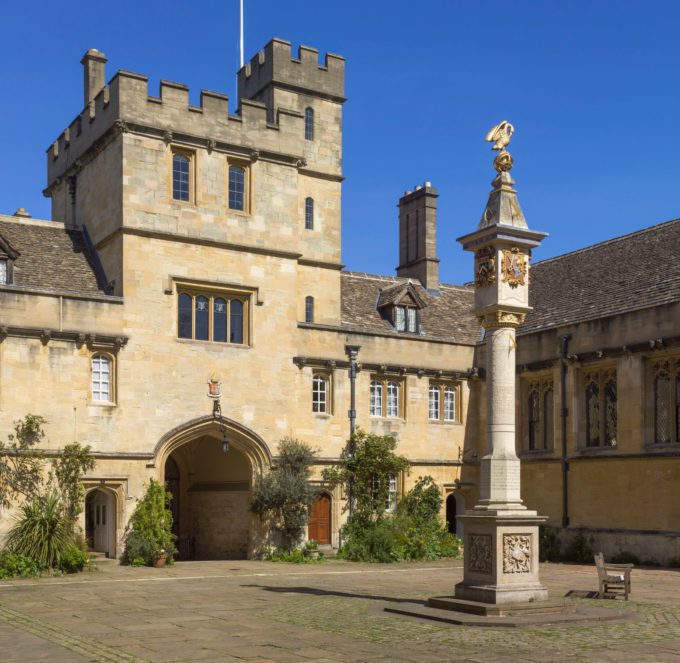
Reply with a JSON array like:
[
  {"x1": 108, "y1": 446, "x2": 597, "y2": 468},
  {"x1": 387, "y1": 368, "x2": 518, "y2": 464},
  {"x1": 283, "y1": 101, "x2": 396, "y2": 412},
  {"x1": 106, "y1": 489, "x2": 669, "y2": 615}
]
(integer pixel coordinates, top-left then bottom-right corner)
[
  {"x1": 305, "y1": 197, "x2": 314, "y2": 230},
  {"x1": 394, "y1": 306, "x2": 405, "y2": 331},
  {"x1": 229, "y1": 166, "x2": 245, "y2": 211},
  {"x1": 0, "y1": 259, "x2": 7, "y2": 285},
  {"x1": 305, "y1": 296, "x2": 314, "y2": 323},
  {"x1": 172, "y1": 154, "x2": 190, "y2": 201},
  {"x1": 213, "y1": 298, "x2": 227, "y2": 343},
  {"x1": 406, "y1": 307, "x2": 417, "y2": 333},
  {"x1": 195, "y1": 295, "x2": 209, "y2": 341},
  {"x1": 429, "y1": 385, "x2": 440, "y2": 420},
  {"x1": 444, "y1": 386, "x2": 457, "y2": 422},
  {"x1": 370, "y1": 380, "x2": 383, "y2": 417},
  {"x1": 651, "y1": 359, "x2": 680, "y2": 445},
  {"x1": 313, "y1": 374, "x2": 329, "y2": 414},
  {"x1": 386, "y1": 381, "x2": 399, "y2": 418},
  {"x1": 528, "y1": 389, "x2": 540, "y2": 451},
  {"x1": 91, "y1": 355, "x2": 111, "y2": 402},
  {"x1": 178, "y1": 292, "x2": 247, "y2": 344},
  {"x1": 304, "y1": 107, "x2": 314, "y2": 140},
  {"x1": 583, "y1": 369, "x2": 617, "y2": 448}
]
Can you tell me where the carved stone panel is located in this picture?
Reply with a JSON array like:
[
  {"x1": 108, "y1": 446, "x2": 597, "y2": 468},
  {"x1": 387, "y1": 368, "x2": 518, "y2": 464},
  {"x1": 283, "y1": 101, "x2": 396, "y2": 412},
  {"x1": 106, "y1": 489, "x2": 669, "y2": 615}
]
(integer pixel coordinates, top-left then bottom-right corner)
[
  {"x1": 503, "y1": 534, "x2": 531, "y2": 574},
  {"x1": 468, "y1": 534, "x2": 493, "y2": 574}
]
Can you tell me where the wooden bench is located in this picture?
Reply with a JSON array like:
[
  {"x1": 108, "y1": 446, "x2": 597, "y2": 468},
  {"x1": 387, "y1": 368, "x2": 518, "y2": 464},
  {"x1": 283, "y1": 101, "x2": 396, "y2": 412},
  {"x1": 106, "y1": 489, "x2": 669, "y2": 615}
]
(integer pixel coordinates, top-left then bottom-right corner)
[{"x1": 594, "y1": 552, "x2": 633, "y2": 600}]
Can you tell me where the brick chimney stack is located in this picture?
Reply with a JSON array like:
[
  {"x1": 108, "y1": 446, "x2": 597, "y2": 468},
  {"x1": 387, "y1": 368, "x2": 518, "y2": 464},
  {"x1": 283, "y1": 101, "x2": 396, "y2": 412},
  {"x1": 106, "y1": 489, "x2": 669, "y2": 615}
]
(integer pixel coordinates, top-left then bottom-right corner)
[
  {"x1": 81, "y1": 49, "x2": 107, "y2": 108},
  {"x1": 396, "y1": 182, "x2": 440, "y2": 291}
]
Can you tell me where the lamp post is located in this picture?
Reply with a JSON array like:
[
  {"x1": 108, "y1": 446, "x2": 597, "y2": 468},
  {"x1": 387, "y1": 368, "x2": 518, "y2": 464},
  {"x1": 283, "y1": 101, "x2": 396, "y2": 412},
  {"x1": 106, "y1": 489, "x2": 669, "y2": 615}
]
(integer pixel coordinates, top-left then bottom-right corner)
[
  {"x1": 207, "y1": 377, "x2": 229, "y2": 453},
  {"x1": 344, "y1": 344, "x2": 360, "y2": 521}
]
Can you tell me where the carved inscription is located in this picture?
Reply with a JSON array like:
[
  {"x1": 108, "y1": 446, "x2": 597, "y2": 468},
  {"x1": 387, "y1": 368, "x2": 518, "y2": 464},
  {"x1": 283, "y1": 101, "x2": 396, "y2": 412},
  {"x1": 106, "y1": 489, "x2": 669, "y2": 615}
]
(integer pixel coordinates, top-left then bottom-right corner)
[
  {"x1": 468, "y1": 534, "x2": 493, "y2": 574},
  {"x1": 503, "y1": 534, "x2": 531, "y2": 574}
]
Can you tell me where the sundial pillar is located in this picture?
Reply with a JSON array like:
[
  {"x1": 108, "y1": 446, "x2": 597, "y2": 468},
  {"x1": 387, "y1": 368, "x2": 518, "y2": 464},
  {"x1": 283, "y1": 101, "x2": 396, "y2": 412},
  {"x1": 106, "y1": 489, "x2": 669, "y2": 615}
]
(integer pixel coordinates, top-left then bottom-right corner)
[{"x1": 455, "y1": 122, "x2": 549, "y2": 605}]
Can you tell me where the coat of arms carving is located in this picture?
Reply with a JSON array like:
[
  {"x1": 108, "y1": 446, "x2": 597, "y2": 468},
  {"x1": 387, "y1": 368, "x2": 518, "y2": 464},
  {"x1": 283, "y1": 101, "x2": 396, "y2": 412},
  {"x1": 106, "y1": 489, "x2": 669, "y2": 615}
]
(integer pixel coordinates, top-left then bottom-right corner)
[
  {"x1": 474, "y1": 247, "x2": 496, "y2": 288},
  {"x1": 501, "y1": 247, "x2": 527, "y2": 288},
  {"x1": 503, "y1": 534, "x2": 531, "y2": 574}
]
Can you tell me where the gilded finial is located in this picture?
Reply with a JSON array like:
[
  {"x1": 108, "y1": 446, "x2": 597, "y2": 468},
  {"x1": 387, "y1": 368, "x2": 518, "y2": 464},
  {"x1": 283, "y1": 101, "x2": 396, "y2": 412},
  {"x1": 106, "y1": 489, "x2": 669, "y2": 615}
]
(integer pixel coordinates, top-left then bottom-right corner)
[{"x1": 485, "y1": 121, "x2": 514, "y2": 173}]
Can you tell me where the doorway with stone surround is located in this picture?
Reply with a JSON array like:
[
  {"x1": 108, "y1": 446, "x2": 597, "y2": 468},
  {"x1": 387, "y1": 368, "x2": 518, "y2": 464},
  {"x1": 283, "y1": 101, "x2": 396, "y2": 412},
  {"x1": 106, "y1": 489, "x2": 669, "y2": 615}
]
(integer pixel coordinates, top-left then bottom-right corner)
[
  {"x1": 85, "y1": 487, "x2": 117, "y2": 558},
  {"x1": 308, "y1": 492, "x2": 332, "y2": 545}
]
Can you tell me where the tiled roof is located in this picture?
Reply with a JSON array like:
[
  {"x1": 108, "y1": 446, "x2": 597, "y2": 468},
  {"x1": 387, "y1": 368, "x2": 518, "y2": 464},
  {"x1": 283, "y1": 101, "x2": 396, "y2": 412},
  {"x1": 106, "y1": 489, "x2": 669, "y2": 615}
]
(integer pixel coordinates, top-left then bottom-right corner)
[
  {"x1": 0, "y1": 217, "x2": 107, "y2": 296},
  {"x1": 341, "y1": 272, "x2": 479, "y2": 345},
  {"x1": 521, "y1": 218, "x2": 680, "y2": 334}
]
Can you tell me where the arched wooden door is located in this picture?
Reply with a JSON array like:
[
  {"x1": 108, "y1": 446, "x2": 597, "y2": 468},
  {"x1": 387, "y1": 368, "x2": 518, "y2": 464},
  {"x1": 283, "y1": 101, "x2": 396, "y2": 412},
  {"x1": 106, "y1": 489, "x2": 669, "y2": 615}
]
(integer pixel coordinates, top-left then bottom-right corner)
[{"x1": 308, "y1": 493, "x2": 331, "y2": 545}]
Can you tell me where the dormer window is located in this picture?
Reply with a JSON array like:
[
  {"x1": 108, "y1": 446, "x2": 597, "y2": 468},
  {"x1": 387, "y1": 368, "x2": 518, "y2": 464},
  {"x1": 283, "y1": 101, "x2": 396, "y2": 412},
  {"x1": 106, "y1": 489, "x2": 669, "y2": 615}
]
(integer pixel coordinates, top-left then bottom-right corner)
[
  {"x1": 394, "y1": 305, "x2": 417, "y2": 333},
  {"x1": 0, "y1": 259, "x2": 7, "y2": 285},
  {"x1": 377, "y1": 281, "x2": 426, "y2": 335}
]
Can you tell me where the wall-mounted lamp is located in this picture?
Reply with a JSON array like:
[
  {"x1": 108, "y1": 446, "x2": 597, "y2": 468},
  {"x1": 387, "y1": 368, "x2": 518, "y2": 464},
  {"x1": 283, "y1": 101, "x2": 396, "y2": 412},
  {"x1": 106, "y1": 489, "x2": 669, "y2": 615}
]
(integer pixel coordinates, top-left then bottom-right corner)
[{"x1": 207, "y1": 377, "x2": 229, "y2": 453}]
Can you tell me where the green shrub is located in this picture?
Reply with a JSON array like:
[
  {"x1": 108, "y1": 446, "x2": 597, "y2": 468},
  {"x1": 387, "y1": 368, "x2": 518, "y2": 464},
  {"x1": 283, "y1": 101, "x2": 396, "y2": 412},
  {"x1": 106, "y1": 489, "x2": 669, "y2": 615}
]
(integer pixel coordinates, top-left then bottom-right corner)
[
  {"x1": 266, "y1": 547, "x2": 323, "y2": 563},
  {"x1": 251, "y1": 438, "x2": 318, "y2": 553},
  {"x1": 609, "y1": 551, "x2": 640, "y2": 565},
  {"x1": 122, "y1": 480, "x2": 176, "y2": 566},
  {"x1": 58, "y1": 545, "x2": 90, "y2": 573},
  {"x1": 4, "y1": 491, "x2": 72, "y2": 569},
  {"x1": 0, "y1": 552, "x2": 43, "y2": 579},
  {"x1": 339, "y1": 520, "x2": 402, "y2": 563},
  {"x1": 563, "y1": 533, "x2": 594, "y2": 564},
  {"x1": 539, "y1": 526, "x2": 561, "y2": 562}
]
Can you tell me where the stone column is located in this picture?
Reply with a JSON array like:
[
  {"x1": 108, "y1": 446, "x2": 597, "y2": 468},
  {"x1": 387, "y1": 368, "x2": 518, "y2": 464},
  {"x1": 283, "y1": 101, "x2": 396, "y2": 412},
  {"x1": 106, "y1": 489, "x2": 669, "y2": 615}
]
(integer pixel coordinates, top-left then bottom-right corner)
[{"x1": 454, "y1": 122, "x2": 549, "y2": 605}]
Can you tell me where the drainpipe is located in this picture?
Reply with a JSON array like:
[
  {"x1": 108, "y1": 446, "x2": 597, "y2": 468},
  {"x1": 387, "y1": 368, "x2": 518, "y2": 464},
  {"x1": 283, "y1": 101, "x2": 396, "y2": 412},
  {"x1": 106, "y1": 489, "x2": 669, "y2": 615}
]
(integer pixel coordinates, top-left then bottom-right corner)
[
  {"x1": 560, "y1": 334, "x2": 572, "y2": 529},
  {"x1": 345, "y1": 344, "x2": 361, "y2": 522}
]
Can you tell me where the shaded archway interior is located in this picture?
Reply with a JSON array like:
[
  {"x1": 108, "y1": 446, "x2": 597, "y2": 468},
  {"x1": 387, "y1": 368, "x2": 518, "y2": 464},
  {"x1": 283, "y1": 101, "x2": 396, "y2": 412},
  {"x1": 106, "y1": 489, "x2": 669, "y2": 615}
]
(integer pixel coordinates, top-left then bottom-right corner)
[{"x1": 164, "y1": 435, "x2": 252, "y2": 560}]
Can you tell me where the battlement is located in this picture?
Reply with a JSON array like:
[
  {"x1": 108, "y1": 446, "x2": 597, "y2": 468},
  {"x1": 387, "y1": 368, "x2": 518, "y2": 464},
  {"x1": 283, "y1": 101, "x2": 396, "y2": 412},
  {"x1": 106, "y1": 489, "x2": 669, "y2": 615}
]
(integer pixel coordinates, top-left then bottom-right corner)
[{"x1": 238, "y1": 37, "x2": 345, "y2": 104}]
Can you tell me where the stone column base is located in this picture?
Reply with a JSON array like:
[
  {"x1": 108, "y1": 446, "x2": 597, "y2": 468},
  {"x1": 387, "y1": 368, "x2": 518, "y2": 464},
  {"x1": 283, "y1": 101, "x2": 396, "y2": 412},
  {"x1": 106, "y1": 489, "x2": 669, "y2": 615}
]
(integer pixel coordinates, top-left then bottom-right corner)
[{"x1": 454, "y1": 511, "x2": 548, "y2": 605}]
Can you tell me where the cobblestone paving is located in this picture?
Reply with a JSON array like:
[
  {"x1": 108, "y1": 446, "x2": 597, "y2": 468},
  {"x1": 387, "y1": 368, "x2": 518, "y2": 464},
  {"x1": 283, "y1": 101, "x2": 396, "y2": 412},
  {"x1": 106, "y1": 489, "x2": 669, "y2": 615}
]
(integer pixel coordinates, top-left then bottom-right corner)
[{"x1": 1, "y1": 560, "x2": 680, "y2": 662}]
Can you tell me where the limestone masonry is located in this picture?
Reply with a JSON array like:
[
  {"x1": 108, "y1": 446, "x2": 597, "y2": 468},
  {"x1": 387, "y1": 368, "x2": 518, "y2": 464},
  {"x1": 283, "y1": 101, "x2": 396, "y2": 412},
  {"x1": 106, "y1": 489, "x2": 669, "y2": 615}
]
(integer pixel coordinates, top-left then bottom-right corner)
[{"x1": 0, "y1": 38, "x2": 678, "y2": 562}]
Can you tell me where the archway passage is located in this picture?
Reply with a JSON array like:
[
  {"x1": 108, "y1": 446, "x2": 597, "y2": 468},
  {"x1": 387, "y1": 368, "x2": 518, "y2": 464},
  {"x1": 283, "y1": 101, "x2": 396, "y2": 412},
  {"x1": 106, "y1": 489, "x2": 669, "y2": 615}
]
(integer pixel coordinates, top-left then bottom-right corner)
[
  {"x1": 164, "y1": 436, "x2": 252, "y2": 560},
  {"x1": 308, "y1": 493, "x2": 331, "y2": 545},
  {"x1": 85, "y1": 488, "x2": 116, "y2": 558}
]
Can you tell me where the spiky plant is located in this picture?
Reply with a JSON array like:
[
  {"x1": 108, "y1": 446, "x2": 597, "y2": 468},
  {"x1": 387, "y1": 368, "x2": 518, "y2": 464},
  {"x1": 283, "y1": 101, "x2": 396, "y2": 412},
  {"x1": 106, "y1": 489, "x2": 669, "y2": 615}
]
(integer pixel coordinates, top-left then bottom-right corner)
[{"x1": 4, "y1": 491, "x2": 72, "y2": 569}]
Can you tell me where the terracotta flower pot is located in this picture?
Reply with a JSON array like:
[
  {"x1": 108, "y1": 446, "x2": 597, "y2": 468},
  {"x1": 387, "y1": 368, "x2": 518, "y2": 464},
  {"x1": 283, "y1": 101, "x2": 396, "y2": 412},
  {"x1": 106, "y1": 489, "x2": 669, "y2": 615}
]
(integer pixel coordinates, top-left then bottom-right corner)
[{"x1": 152, "y1": 553, "x2": 168, "y2": 568}]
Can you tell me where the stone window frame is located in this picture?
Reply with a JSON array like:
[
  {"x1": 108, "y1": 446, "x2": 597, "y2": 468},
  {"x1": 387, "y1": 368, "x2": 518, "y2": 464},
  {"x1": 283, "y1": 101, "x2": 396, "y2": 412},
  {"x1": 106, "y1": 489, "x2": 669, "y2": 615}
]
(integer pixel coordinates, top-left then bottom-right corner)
[
  {"x1": 645, "y1": 354, "x2": 680, "y2": 447},
  {"x1": 305, "y1": 295, "x2": 314, "y2": 323},
  {"x1": 169, "y1": 146, "x2": 196, "y2": 204},
  {"x1": 577, "y1": 364, "x2": 618, "y2": 450},
  {"x1": 369, "y1": 376, "x2": 405, "y2": 420},
  {"x1": 428, "y1": 381, "x2": 462, "y2": 424},
  {"x1": 312, "y1": 371, "x2": 333, "y2": 416},
  {"x1": 520, "y1": 374, "x2": 555, "y2": 452},
  {"x1": 176, "y1": 285, "x2": 250, "y2": 347},
  {"x1": 304, "y1": 197, "x2": 314, "y2": 230},
  {"x1": 226, "y1": 157, "x2": 252, "y2": 215},
  {"x1": 90, "y1": 350, "x2": 116, "y2": 406},
  {"x1": 304, "y1": 107, "x2": 314, "y2": 141}
]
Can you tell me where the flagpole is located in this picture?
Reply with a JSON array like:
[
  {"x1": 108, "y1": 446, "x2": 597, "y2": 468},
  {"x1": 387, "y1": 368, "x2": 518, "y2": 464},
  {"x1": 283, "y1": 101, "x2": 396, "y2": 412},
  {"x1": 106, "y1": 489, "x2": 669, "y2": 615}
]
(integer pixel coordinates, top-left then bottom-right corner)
[{"x1": 239, "y1": 0, "x2": 244, "y2": 68}]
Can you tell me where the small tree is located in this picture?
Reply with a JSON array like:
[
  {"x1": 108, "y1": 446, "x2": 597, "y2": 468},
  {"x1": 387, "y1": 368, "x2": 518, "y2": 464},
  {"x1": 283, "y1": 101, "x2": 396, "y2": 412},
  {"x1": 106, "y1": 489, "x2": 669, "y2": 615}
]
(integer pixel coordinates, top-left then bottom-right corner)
[
  {"x1": 251, "y1": 438, "x2": 318, "y2": 553},
  {"x1": 323, "y1": 429, "x2": 409, "y2": 527},
  {"x1": 50, "y1": 442, "x2": 96, "y2": 532},
  {"x1": 122, "y1": 480, "x2": 176, "y2": 566}
]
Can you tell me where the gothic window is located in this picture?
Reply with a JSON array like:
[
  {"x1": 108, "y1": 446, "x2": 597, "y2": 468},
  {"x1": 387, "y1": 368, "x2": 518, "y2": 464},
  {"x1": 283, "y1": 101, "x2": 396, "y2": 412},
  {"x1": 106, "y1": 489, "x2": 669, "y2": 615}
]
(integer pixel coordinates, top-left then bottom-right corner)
[
  {"x1": 651, "y1": 359, "x2": 680, "y2": 444},
  {"x1": 177, "y1": 291, "x2": 248, "y2": 344},
  {"x1": 583, "y1": 369, "x2": 617, "y2": 448},
  {"x1": 369, "y1": 377, "x2": 404, "y2": 418},
  {"x1": 91, "y1": 354, "x2": 113, "y2": 403},
  {"x1": 172, "y1": 152, "x2": 191, "y2": 202},
  {"x1": 305, "y1": 197, "x2": 314, "y2": 230},
  {"x1": 312, "y1": 374, "x2": 330, "y2": 414},
  {"x1": 229, "y1": 166, "x2": 246, "y2": 211},
  {"x1": 305, "y1": 296, "x2": 314, "y2": 323},
  {"x1": 524, "y1": 378, "x2": 553, "y2": 451},
  {"x1": 304, "y1": 107, "x2": 314, "y2": 141}
]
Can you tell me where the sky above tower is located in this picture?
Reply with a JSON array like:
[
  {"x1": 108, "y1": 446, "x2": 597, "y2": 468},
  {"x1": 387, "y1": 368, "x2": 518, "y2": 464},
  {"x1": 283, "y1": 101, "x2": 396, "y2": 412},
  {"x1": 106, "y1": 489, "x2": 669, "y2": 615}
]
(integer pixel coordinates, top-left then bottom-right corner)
[{"x1": 1, "y1": 1, "x2": 678, "y2": 285}]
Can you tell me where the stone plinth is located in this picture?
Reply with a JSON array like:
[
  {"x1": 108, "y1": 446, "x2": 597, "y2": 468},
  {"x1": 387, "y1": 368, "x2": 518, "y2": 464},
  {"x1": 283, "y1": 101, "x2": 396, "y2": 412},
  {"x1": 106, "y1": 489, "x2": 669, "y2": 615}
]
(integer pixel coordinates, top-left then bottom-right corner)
[{"x1": 454, "y1": 513, "x2": 548, "y2": 605}]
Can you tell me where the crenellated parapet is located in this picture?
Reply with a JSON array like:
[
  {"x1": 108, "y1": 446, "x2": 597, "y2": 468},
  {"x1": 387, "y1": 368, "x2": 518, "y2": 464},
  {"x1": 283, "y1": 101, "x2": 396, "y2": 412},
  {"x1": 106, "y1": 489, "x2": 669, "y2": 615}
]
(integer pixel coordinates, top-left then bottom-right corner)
[
  {"x1": 46, "y1": 41, "x2": 344, "y2": 192},
  {"x1": 238, "y1": 37, "x2": 345, "y2": 105}
]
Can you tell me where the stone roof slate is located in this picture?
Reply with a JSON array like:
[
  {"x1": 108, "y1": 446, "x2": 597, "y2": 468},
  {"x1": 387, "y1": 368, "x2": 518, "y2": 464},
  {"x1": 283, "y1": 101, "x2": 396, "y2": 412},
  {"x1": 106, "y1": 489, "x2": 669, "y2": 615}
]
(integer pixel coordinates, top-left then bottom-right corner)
[
  {"x1": 0, "y1": 218, "x2": 106, "y2": 296},
  {"x1": 521, "y1": 218, "x2": 680, "y2": 334},
  {"x1": 341, "y1": 272, "x2": 479, "y2": 345}
]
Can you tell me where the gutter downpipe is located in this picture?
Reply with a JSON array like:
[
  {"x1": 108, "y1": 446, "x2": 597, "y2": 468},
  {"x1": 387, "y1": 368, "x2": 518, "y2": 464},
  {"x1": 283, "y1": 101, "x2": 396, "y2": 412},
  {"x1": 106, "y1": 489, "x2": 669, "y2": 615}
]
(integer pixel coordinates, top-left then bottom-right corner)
[
  {"x1": 345, "y1": 345, "x2": 361, "y2": 523},
  {"x1": 560, "y1": 333, "x2": 572, "y2": 529}
]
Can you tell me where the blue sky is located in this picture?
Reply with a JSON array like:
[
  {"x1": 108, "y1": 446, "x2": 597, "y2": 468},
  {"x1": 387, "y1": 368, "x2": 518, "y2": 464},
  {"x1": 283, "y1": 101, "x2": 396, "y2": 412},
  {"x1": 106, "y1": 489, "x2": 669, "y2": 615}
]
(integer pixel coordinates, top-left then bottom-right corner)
[{"x1": 1, "y1": 1, "x2": 678, "y2": 284}]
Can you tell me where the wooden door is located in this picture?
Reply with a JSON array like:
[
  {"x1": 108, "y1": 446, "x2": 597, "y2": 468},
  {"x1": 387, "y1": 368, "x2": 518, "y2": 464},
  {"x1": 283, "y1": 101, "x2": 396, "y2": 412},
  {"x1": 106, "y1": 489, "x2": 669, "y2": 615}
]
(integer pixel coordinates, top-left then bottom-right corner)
[
  {"x1": 308, "y1": 494, "x2": 331, "y2": 545},
  {"x1": 90, "y1": 492, "x2": 109, "y2": 553}
]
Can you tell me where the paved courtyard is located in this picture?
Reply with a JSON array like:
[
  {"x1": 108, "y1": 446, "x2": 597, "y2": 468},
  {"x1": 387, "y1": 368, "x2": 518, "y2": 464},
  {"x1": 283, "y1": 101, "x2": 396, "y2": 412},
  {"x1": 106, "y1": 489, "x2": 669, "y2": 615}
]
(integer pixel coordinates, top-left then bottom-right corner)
[{"x1": 2, "y1": 558, "x2": 680, "y2": 662}]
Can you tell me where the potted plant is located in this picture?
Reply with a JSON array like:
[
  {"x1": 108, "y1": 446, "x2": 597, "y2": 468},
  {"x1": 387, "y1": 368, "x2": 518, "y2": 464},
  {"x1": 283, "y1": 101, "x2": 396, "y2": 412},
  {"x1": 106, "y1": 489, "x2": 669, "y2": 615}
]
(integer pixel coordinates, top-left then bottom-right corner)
[
  {"x1": 151, "y1": 548, "x2": 169, "y2": 568},
  {"x1": 303, "y1": 539, "x2": 320, "y2": 559}
]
